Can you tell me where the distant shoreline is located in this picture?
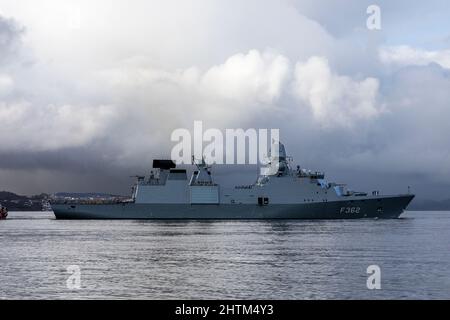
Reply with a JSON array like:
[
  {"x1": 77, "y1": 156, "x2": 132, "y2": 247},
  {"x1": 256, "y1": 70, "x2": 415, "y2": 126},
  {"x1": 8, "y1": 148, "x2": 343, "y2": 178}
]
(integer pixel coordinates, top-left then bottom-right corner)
[
  {"x1": 0, "y1": 191, "x2": 124, "y2": 211},
  {"x1": 5, "y1": 210, "x2": 450, "y2": 214}
]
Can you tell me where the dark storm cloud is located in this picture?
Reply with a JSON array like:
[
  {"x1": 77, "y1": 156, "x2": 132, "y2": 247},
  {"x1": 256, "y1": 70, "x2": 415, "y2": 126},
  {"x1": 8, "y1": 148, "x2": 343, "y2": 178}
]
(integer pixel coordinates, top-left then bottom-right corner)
[
  {"x1": 0, "y1": 148, "x2": 112, "y2": 173},
  {"x1": 0, "y1": 15, "x2": 23, "y2": 65}
]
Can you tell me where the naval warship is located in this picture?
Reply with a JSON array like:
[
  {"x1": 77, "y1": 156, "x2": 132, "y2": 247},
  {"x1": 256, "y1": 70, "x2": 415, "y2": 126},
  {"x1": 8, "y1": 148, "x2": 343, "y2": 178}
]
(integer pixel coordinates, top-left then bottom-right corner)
[{"x1": 51, "y1": 143, "x2": 414, "y2": 219}]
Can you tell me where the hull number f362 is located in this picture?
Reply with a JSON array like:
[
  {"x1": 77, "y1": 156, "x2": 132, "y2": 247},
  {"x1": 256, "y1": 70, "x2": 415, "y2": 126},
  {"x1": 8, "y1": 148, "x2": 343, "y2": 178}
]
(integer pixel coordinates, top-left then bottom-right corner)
[{"x1": 340, "y1": 207, "x2": 361, "y2": 214}]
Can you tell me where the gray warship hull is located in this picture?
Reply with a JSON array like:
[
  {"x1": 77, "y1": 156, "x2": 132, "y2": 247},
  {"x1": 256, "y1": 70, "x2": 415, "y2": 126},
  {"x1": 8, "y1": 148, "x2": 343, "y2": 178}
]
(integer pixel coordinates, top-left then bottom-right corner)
[{"x1": 52, "y1": 194, "x2": 414, "y2": 220}]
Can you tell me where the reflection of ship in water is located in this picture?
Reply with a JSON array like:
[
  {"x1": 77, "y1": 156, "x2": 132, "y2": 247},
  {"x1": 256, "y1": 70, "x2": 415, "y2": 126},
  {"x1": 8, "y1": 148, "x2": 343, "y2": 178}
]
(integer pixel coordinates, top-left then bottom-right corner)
[{"x1": 51, "y1": 142, "x2": 414, "y2": 219}]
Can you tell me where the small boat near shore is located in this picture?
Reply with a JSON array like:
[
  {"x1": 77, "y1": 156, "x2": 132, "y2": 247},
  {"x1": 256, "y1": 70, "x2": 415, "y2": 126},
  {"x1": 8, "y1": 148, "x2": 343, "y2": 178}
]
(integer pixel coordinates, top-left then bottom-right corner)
[{"x1": 0, "y1": 204, "x2": 8, "y2": 219}]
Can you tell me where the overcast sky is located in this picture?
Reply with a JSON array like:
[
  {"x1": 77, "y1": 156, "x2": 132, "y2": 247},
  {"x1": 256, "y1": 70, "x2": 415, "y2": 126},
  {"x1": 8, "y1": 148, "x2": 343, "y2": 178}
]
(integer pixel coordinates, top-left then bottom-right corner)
[{"x1": 0, "y1": 0, "x2": 450, "y2": 200}]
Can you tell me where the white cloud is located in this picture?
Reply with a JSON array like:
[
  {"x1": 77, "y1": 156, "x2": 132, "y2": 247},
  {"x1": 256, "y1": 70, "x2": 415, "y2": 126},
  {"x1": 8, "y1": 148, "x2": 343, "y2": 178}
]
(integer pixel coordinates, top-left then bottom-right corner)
[
  {"x1": 93, "y1": 49, "x2": 291, "y2": 131},
  {"x1": 201, "y1": 50, "x2": 290, "y2": 104},
  {"x1": 293, "y1": 56, "x2": 381, "y2": 128},
  {"x1": 0, "y1": 49, "x2": 291, "y2": 165},
  {"x1": 0, "y1": 73, "x2": 13, "y2": 96},
  {"x1": 379, "y1": 45, "x2": 450, "y2": 69}
]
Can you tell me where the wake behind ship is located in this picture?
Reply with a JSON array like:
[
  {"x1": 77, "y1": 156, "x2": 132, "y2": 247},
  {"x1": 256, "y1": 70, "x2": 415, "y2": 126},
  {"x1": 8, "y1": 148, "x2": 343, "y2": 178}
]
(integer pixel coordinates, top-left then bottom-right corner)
[{"x1": 51, "y1": 143, "x2": 414, "y2": 219}]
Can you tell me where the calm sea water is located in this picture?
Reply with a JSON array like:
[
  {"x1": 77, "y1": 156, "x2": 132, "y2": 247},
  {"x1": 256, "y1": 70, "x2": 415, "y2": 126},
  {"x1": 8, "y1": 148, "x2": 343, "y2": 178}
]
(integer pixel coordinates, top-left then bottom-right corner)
[{"x1": 0, "y1": 211, "x2": 449, "y2": 300}]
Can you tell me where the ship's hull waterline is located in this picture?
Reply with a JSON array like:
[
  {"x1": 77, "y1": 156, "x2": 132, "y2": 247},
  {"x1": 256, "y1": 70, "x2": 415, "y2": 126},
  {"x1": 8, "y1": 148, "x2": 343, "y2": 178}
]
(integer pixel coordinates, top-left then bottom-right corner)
[{"x1": 52, "y1": 194, "x2": 414, "y2": 220}]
